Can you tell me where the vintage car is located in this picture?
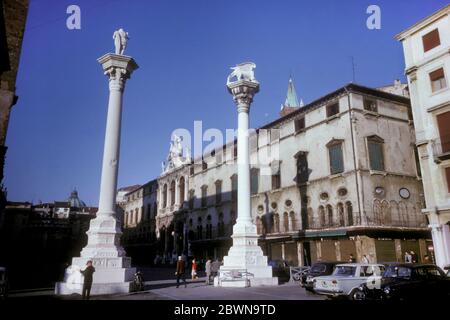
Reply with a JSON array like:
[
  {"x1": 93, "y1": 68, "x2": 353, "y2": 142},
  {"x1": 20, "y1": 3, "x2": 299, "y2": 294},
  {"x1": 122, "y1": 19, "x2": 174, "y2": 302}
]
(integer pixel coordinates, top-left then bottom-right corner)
[
  {"x1": 313, "y1": 263, "x2": 385, "y2": 300},
  {"x1": 0, "y1": 267, "x2": 7, "y2": 299},
  {"x1": 300, "y1": 261, "x2": 344, "y2": 291},
  {"x1": 359, "y1": 263, "x2": 450, "y2": 300}
]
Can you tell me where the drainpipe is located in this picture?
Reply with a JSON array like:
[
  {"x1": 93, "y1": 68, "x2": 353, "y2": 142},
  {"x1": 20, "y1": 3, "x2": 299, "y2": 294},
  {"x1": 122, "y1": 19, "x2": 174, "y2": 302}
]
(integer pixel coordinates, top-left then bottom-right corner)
[{"x1": 344, "y1": 87, "x2": 363, "y2": 225}]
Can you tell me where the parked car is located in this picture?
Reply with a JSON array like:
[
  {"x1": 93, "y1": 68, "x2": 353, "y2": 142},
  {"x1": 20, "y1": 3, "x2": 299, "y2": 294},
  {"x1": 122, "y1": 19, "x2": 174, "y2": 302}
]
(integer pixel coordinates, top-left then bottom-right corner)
[
  {"x1": 359, "y1": 263, "x2": 450, "y2": 300},
  {"x1": 0, "y1": 267, "x2": 8, "y2": 300},
  {"x1": 313, "y1": 263, "x2": 385, "y2": 300},
  {"x1": 300, "y1": 261, "x2": 344, "y2": 291}
]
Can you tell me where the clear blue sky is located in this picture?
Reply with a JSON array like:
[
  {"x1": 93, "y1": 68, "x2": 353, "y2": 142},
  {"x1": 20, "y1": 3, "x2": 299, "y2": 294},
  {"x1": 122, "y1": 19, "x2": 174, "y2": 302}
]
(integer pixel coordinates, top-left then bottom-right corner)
[{"x1": 5, "y1": 0, "x2": 448, "y2": 205}]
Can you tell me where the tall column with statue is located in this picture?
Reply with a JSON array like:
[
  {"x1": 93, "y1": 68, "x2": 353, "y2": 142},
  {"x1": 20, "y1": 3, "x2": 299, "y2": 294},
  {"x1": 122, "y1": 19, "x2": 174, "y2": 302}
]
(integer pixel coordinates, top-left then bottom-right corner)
[
  {"x1": 56, "y1": 29, "x2": 138, "y2": 295},
  {"x1": 215, "y1": 63, "x2": 278, "y2": 287}
]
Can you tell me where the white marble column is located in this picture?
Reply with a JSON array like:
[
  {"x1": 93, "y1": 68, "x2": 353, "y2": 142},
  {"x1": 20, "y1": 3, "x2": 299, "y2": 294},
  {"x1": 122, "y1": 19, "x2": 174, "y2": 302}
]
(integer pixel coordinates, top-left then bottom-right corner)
[
  {"x1": 216, "y1": 63, "x2": 277, "y2": 287},
  {"x1": 56, "y1": 52, "x2": 138, "y2": 295}
]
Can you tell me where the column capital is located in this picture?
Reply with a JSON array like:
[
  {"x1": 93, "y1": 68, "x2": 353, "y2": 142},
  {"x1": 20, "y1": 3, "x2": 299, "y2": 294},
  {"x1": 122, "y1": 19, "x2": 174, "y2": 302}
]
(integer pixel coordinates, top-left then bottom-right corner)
[
  {"x1": 98, "y1": 53, "x2": 139, "y2": 91},
  {"x1": 227, "y1": 79, "x2": 260, "y2": 112}
]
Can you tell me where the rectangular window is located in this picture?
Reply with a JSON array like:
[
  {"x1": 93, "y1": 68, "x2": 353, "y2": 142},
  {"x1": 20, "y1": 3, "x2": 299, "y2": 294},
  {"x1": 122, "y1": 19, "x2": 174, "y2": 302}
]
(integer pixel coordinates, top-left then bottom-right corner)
[
  {"x1": 437, "y1": 111, "x2": 450, "y2": 153},
  {"x1": 328, "y1": 143, "x2": 344, "y2": 174},
  {"x1": 272, "y1": 172, "x2": 281, "y2": 190},
  {"x1": 363, "y1": 97, "x2": 378, "y2": 113},
  {"x1": 446, "y1": 167, "x2": 450, "y2": 193},
  {"x1": 368, "y1": 139, "x2": 385, "y2": 171},
  {"x1": 429, "y1": 68, "x2": 447, "y2": 92},
  {"x1": 294, "y1": 117, "x2": 305, "y2": 132},
  {"x1": 202, "y1": 160, "x2": 208, "y2": 171},
  {"x1": 190, "y1": 166, "x2": 194, "y2": 176},
  {"x1": 270, "y1": 128, "x2": 280, "y2": 143},
  {"x1": 250, "y1": 168, "x2": 259, "y2": 195},
  {"x1": 231, "y1": 175, "x2": 237, "y2": 202},
  {"x1": 215, "y1": 181, "x2": 222, "y2": 204},
  {"x1": 422, "y1": 29, "x2": 440, "y2": 52},
  {"x1": 201, "y1": 186, "x2": 207, "y2": 207},
  {"x1": 326, "y1": 102, "x2": 339, "y2": 118}
]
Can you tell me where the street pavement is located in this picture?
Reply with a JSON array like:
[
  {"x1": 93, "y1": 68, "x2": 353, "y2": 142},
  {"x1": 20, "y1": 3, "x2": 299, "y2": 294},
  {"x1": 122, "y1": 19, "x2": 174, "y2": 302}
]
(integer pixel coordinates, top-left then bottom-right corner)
[{"x1": 7, "y1": 267, "x2": 325, "y2": 300}]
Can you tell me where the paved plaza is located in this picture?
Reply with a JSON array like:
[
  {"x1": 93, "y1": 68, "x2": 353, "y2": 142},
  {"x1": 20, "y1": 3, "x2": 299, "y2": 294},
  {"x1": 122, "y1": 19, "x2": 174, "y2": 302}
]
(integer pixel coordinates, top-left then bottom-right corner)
[{"x1": 8, "y1": 269, "x2": 325, "y2": 300}]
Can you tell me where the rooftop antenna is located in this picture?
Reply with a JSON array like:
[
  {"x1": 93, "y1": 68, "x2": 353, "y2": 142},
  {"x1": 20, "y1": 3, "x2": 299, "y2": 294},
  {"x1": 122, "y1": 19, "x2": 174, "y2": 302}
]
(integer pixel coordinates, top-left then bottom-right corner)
[{"x1": 350, "y1": 56, "x2": 356, "y2": 83}]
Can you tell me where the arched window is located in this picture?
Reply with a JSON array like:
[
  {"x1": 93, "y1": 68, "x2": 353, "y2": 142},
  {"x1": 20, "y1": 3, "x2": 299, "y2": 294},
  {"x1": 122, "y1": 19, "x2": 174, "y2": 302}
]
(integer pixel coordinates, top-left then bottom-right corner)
[
  {"x1": 206, "y1": 215, "x2": 212, "y2": 239},
  {"x1": 201, "y1": 185, "x2": 208, "y2": 207},
  {"x1": 373, "y1": 200, "x2": 381, "y2": 225},
  {"x1": 231, "y1": 210, "x2": 236, "y2": 225},
  {"x1": 283, "y1": 212, "x2": 289, "y2": 232},
  {"x1": 230, "y1": 174, "x2": 237, "y2": 202},
  {"x1": 197, "y1": 217, "x2": 203, "y2": 240},
  {"x1": 163, "y1": 184, "x2": 168, "y2": 208},
  {"x1": 124, "y1": 212, "x2": 128, "y2": 227},
  {"x1": 256, "y1": 216, "x2": 262, "y2": 234},
  {"x1": 273, "y1": 213, "x2": 280, "y2": 233},
  {"x1": 319, "y1": 206, "x2": 325, "y2": 226},
  {"x1": 170, "y1": 180, "x2": 176, "y2": 206},
  {"x1": 381, "y1": 200, "x2": 391, "y2": 225},
  {"x1": 135, "y1": 208, "x2": 139, "y2": 225},
  {"x1": 218, "y1": 213, "x2": 224, "y2": 237},
  {"x1": 179, "y1": 176, "x2": 185, "y2": 205},
  {"x1": 326, "y1": 205, "x2": 333, "y2": 227},
  {"x1": 307, "y1": 208, "x2": 314, "y2": 229},
  {"x1": 337, "y1": 203, "x2": 345, "y2": 226},
  {"x1": 346, "y1": 201, "x2": 353, "y2": 226},
  {"x1": 289, "y1": 211, "x2": 297, "y2": 230}
]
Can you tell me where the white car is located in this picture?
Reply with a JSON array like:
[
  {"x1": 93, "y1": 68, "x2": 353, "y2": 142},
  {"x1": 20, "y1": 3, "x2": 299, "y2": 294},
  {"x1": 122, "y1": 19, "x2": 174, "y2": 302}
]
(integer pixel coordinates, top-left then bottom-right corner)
[{"x1": 313, "y1": 263, "x2": 385, "y2": 300}]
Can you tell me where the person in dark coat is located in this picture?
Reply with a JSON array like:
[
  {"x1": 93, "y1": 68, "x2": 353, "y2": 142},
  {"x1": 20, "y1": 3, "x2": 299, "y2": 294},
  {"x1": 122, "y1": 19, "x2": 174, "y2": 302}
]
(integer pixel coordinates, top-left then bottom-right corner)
[
  {"x1": 80, "y1": 260, "x2": 95, "y2": 300},
  {"x1": 175, "y1": 256, "x2": 187, "y2": 288}
]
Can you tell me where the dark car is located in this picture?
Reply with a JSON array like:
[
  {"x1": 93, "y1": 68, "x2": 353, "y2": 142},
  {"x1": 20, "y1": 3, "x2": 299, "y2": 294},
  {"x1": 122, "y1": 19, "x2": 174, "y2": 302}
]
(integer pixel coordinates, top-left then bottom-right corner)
[
  {"x1": 0, "y1": 267, "x2": 8, "y2": 299},
  {"x1": 270, "y1": 260, "x2": 293, "y2": 282},
  {"x1": 300, "y1": 261, "x2": 345, "y2": 291},
  {"x1": 360, "y1": 263, "x2": 450, "y2": 300}
]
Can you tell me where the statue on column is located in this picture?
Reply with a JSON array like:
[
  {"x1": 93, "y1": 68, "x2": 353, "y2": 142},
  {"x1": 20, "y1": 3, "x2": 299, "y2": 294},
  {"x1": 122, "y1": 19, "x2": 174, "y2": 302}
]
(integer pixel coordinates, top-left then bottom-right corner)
[
  {"x1": 227, "y1": 62, "x2": 256, "y2": 85},
  {"x1": 113, "y1": 28, "x2": 129, "y2": 55}
]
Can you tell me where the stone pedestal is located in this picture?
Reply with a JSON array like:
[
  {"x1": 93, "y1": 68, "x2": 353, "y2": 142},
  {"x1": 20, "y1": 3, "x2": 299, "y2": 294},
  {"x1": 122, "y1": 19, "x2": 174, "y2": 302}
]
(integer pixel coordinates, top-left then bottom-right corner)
[
  {"x1": 216, "y1": 68, "x2": 278, "y2": 287},
  {"x1": 55, "y1": 53, "x2": 138, "y2": 296}
]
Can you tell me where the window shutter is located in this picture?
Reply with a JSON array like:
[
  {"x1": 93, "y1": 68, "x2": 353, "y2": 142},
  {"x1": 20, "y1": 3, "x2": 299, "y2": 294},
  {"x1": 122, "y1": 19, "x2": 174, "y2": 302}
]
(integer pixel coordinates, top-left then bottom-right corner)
[
  {"x1": 437, "y1": 111, "x2": 450, "y2": 153},
  {"x1": 422, "y1": 29, "x2": 440, "y2": 52},
  {"x1": 429, "y1": 68, "x2": 444, "y2": 81},
  {"x1": 446, "y1": 167, "x2": 450, "y2": 193}
]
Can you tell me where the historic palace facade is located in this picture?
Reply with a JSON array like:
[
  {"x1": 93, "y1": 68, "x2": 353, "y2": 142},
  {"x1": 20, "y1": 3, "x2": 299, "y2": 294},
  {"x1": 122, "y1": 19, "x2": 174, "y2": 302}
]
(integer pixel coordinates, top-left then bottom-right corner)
[{"x1": 121, "y1": 80, "x2": 432, "y2": 266}]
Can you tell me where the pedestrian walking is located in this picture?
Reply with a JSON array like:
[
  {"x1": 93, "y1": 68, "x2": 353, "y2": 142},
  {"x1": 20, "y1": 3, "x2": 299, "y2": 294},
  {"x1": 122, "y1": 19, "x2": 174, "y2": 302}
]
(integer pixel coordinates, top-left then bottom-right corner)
[
  {"x1": 191, "y1": 258, "x2": 198, "y2": 280},
  {"x1": 410, "y1": 251, "x2": 418, "y2": 263},
  {"x1": 80, "y1": 260, "x2": 95, "y2": 300},
  {"x1": 348, "y1": 254, "x2": 356, "y2": 263},
  {"x1": 404, "y1": 251, "x2": 412, "y2": 263},
  {"x1": 211, "y1": 258, "x2": 220, "y2": 279},
  {"x1": 175, "y1": 256, "x2": 187, "y2": 288},
  {"x1": 205, "y1": 258, "x2": 212, "y2": 285},
  {"x1": 361, "y1": 254, "x2": 370, "y2": 264}
]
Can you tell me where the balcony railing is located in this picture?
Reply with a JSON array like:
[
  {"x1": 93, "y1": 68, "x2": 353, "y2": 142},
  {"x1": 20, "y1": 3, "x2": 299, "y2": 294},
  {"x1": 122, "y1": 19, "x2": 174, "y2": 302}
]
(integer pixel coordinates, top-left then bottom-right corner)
[
  {"x1": 306, "y1": 214, "x2": 427, "y2": 230},
  {"x1": 431, "y1": 135, "x2": 450, "y2": 163}
]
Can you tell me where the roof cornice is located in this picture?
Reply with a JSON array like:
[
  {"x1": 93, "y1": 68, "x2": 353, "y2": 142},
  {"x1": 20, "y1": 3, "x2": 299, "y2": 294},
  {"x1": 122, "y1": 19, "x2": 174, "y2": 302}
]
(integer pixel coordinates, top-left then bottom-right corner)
[{"x1": 395, "y1": 4, "x2": 450, "y2": 41}]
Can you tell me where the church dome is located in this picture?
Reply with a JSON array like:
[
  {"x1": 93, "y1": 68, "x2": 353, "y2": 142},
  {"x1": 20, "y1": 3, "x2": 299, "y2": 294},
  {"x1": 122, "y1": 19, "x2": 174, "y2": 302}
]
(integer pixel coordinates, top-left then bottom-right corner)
[{"x1": 67, "y1": 189, "x2": 86, "y2": 208}]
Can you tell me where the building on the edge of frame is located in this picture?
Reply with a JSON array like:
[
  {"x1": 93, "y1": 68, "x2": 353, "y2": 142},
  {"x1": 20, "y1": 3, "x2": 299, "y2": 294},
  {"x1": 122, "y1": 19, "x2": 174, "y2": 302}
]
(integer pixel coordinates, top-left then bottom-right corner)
[
  {"x1": 122, "y1": 79, "x2": 432, "y2": 266},
  {"x1": 396, "y1": 4, "x2": 450, "y2": 269}
]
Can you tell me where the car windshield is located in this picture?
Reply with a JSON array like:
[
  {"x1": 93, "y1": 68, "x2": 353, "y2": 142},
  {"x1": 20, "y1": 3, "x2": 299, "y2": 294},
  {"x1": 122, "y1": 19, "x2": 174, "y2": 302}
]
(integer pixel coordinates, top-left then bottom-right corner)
[
  {"x1": 333, "y1": 266, "x2": 356, "y2": 276},
  {"x1": 311, "y1": 264, "x2": 327, "y2": 273},
  {"x1": 384, "y1": 266, "x2": 411, "y2": 278}
]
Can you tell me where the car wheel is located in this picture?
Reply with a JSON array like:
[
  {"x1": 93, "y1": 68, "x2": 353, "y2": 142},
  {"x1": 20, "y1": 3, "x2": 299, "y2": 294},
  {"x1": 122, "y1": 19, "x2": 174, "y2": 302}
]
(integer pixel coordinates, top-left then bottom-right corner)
[{"x1": 349, "y1": 288, "x2": 366, "y2": 300}]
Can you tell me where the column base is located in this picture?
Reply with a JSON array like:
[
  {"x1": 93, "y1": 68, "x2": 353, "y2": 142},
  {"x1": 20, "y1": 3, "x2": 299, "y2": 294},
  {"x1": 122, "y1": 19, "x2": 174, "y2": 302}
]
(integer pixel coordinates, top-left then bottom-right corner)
[
  {"x1": 215, "y1": 221, "x2": 278, "y2": 287},
  {"x1": 55, "y1": 256, "x2": 135, "y2": 296}
]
